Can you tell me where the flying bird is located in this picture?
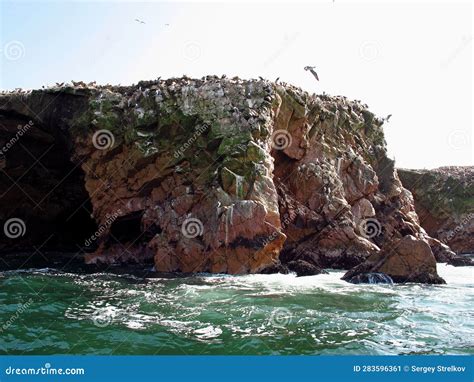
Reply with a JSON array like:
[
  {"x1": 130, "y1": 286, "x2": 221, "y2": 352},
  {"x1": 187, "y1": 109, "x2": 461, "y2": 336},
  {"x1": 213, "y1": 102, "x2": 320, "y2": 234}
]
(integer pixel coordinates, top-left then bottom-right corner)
[
  {"x1": 135, "y1": 18, "x2": 146, "y2": 24},
  {"x1": 304, "y1": 66, "x2": 319, "y2": 81}
]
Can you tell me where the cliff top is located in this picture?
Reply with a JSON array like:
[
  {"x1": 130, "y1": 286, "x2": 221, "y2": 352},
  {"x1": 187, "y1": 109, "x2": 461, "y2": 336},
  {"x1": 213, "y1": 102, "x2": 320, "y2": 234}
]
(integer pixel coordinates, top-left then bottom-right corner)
[
  {"x1": 0, "y1": 76, "x2": 387, "y2": 160},
  {"x1": 0, "y1": 76, "x2": 372, "y2": 112},
  {"x1": 398, "y1": 166, "x2": 473, "y2": 183}
]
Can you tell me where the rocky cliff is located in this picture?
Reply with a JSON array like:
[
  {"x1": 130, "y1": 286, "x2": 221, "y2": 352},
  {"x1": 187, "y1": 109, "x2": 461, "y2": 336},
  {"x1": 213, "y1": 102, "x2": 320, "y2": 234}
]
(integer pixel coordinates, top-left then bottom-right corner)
[
  {"x1": 398, "y1": 167, "x2": 473, "y2": 258},
  {"x1": 0, "y1": 77, "x2": 458, "y2": 283}
]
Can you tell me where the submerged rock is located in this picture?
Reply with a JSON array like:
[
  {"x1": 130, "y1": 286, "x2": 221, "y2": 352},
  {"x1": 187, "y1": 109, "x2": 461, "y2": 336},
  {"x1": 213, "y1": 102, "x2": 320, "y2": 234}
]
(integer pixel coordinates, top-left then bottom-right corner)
[
  {"x1": 259, "y1": 262, "x2": 290, "y2": 275},
  {"x1": 347, "y1": 272, "x2": 393, "y2": 284},
  {"x1": 447, "y1": 255, "x2": 474, "y2": 267},
  {"x1": 286, "y1": 260, "x2": 327, "y2": 277},
  {"x1": 0, "y1": 77, "x2": 454, "y2": 281}
]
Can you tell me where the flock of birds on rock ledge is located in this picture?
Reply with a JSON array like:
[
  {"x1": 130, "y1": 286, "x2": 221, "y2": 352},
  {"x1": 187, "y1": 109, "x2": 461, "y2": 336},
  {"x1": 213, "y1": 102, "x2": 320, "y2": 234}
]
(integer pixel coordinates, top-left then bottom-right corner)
[
  {"x1": 0, "y1": 67, "x2": 320, "y2": 96},
  {"x1": 0, "y1": 68, "x2": 393, "y2": 123}
]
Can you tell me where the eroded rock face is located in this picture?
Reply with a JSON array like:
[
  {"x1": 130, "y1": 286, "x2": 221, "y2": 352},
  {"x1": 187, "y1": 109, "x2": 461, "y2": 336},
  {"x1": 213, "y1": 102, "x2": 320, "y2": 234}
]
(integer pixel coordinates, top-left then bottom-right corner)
[
  {"x1": 270, "y1": 89, "x2": 446, "y2": 278},
  {"x1": 0, "y1": 77, "x2": 452, "y2": 281},
  {"x1": 398, "y1": 167, "x2": 473, "y2": 256}
]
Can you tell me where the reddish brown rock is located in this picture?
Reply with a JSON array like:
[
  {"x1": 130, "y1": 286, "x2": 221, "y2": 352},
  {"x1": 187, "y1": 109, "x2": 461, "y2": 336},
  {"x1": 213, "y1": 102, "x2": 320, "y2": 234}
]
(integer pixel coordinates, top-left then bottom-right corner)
[
  {"x1": 0, "y1": 78, "x2": 454, "y2": 282},
  {"x1": 343, "y1": 235, "x2": 445, "y2": 284}
]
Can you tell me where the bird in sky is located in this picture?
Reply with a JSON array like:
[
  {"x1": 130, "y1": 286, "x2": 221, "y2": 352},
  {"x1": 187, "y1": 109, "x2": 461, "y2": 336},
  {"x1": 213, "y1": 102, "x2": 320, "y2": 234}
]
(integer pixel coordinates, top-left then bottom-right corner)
[
  {"x1": 304, "y1": 66, "x2": 319, "y2": 81},
  {"x1": 135, "y1": 19, "x2": 146, "y2": 24}
]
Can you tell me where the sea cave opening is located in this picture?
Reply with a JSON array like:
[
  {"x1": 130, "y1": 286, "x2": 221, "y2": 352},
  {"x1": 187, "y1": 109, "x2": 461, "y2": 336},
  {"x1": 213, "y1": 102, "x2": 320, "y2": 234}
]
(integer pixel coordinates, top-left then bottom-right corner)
[{"x1": 0, "y1": 111, "x2": 98, "y2": 269}]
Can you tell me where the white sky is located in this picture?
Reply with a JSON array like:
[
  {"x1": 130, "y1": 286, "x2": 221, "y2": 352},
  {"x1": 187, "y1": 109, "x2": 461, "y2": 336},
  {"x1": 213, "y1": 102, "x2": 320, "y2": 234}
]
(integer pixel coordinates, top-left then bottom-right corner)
[{"x1": 1, "y1": 0, "x2": 472, "y2": 169}]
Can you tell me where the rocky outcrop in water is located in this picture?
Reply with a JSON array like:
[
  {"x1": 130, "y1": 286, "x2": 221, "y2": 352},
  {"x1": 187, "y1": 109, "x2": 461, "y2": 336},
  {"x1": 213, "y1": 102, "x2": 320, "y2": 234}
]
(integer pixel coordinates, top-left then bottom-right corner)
[
  {"x1": 343, "y1": 235, "x2": 445, "y2": 284},
  {"x1": 398, "y1": 167, "x2": 473, "y2": 262},
  {"x1": 0, "y1": 77, "x2": 455, "y2": 283}
]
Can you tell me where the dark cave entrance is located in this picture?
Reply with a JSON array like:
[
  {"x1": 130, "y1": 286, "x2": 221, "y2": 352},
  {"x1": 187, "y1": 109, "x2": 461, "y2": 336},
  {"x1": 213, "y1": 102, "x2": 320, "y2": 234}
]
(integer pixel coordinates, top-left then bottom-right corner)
[
  {"x1": 0, "y1": 111, "x2": 98, "y2": 269},
  {"x1": 109, "y1": 211, "x2": 144, "y2": 243},
  {"x1": 107, "y1": 210, "x2": 162, "y2": 247}
]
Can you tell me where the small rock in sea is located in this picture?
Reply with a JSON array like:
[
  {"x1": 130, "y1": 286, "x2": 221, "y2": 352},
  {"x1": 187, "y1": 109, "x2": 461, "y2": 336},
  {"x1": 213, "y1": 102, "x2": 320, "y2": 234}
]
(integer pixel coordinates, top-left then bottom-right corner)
[
  {"x1": 348, "y1": 272, "x2": 393, "y2": 284},
  {"x1": 447, "y1": 256, "x2": 474, "y2": 267},
  {"x1": 286, "y1": 260, "x2": 328, "y2": 277}
]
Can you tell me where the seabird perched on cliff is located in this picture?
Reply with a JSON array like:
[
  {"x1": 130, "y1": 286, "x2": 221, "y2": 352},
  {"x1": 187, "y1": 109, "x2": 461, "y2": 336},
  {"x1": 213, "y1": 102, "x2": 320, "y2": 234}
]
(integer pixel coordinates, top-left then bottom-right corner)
[{"x1": 304, "y1": 66, "x2": 319, "y2": 81}]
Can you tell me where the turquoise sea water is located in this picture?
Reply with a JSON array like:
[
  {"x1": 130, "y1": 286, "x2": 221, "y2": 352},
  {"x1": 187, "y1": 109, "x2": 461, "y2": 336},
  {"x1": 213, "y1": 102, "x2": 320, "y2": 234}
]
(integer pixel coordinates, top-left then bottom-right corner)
[{"x1": 0, "y1": 264, "x2": 472, "y2": 355}]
